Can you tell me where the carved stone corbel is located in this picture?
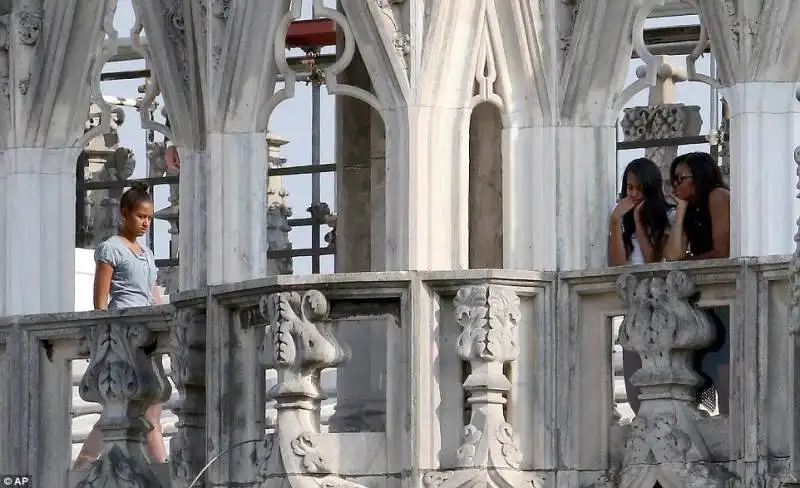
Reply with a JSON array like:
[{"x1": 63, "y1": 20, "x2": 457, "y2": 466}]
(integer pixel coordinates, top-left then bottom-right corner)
[
  {"x1": 424, "y1": 285, "x2": 535, "y2": 488},
  {"x1": 615, "y1": 271, "x2": 734, "y2": 488},
  {"x1": 375, "y1": 0, "x2": 409, "y2": 70},
  {"x1": 75, "y1": 321, "x2": 172, "y2": 488},
  {"x1": 256, "y1": 290, "x2": 364, "y2": 488}
]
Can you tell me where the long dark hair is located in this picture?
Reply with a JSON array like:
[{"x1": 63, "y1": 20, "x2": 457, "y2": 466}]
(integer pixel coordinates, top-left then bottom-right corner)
[
  {"x1": 620, "y1": 158, "x2": 673, "y2": 253},
  {"x1": 669, "y1": 152, "x2": 728, "y2": 205}
]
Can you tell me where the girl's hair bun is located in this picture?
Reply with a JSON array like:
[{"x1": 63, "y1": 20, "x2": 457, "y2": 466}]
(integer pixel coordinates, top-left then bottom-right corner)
[{"x1": 129, "y1": 182, "x2": 150, "y2": 193}]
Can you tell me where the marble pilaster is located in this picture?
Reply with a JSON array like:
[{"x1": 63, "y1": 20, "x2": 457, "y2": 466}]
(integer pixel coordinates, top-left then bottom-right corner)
[
  {"x1": 555, "y1": 126, "x2": 619, "y2": 270},
  {"x1": 177, "y1": 149, "x2": 209, "y2": 290},
  {"x1": 724, "y1": 82, "x2": 800, "y2": 257},
  {"x1": 0, "y1": 148, "x2": 80, "y2": 315},
  {"x1": 383, "y1": 105, "x2": 469, "y2": 271},
  {"x1": 132, "y1": 0, "x2": 287, "y2": 288},
  {"x1": 207, "y1": 132, "x2": 269, "y2": 284},
  {"x1": 0, "y1": 0, "x2": 116, "y2": 315}
]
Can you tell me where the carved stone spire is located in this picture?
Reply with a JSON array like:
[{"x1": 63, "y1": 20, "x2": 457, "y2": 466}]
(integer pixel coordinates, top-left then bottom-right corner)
[
  {"x1": 424, "y1": 285, "x2": 533, "y2": 488},
  {"x1": 75, "y1": 321, "x2": 172, "y2": 488},
  {"x1": 615, "y1": 271, "x2": 733, "y2": 488}
]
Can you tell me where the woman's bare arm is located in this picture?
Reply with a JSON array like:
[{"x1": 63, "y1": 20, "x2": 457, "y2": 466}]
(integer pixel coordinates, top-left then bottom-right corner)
[
  {"x1": 687, "y1": 188, "x2": 730, "y2": 260},
  {"x1": 151, "y1": 285, "x2": 163, "y2": 305},
  {"x1": 93, "y1": 262, "x2": 114, "y2": 310},
  {"x1": 664, "y1": 203, "x2": 689, "y2": 261},
  {"x1": 609, "y1": 216, "x2": 628, "y2": 266}
]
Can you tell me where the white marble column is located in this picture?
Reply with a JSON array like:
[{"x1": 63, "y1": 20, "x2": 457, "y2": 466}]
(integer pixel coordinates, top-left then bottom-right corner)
[
  {"x1": 503, "y1": 125, "x2": 557, "y2": 271},
  {"x1": 725, "y1": 82, "x2": 800, "y2": 257},
  {"x1": 383, "y1": 106, "x2": 470, "y2": 271},
  {"x1": 0, "y1": 0, "x2": 115, "y2": 315},
  {"x1": 0, "y1": 148, "x2": 80, "y2": 315},
  {"x1": 504, "y1": 125, "x2": 617, "y2": 271},
  {"x1": 177, "y1": 149, "x2": 208, "y2": 289},
  {"x1": 207, "y1": 133, "x2": 268, "y2": 283},
  {"x1": 555, "y1": 126, "x2": 618, "y2": 270},
  {"x1": 133, "y1": 0, "x2": 286, "y2": 288}
]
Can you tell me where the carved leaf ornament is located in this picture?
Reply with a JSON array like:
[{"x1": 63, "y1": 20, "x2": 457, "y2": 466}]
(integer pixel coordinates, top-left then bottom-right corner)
[
  {"x1": 79, "y1": 323, "x2": 169, "y2": 407},
  {"x1": 454, "y1": 285, "x2": 519, "y2": 363}
]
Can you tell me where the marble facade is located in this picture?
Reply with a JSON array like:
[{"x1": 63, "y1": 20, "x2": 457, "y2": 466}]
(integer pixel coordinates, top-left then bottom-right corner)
[{"x1": 0, "y1": 1, "x2": 800, "y2": 487}]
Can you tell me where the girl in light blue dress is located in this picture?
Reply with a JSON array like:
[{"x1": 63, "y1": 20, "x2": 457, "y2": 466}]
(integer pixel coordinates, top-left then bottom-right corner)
[{"x1": 73, "y1": 182, "x2": 166, "y2": 468}]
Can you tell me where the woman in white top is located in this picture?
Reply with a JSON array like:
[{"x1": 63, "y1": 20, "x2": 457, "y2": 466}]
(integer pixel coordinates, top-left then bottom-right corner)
[
  {"x1": 609, "y1": 158, "x2": 676, "y2": 414},
  {"x1": 609, "y1": 158, "x2": 676, "y2": 266}
]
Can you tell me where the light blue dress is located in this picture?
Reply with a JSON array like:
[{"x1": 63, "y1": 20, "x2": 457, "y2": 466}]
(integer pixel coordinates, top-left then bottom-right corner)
[{"x1": 94, "y1": 235, "x2": 158, "y2": 309}]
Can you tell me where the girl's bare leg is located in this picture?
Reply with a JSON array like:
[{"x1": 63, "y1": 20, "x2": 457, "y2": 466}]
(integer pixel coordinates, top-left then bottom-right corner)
[
  {"x1": 72, "y1": 404, "x2": 166, "y2": 469},
  {"x1": 145, "y1": 404, "x2": 167, "y2": 462},
  {"x1": 72, "y1": 427, "x2": 105, "y2": 470}
]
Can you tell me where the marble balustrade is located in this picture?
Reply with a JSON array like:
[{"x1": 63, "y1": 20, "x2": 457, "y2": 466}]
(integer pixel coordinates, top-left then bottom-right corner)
[{"x1": 0, "y1": 257, "x2": 794, "y2": 487}]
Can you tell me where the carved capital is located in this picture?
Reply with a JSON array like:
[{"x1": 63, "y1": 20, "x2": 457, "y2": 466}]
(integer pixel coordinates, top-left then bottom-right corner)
[
  {"x1": 255, "y1": 289, "x2": 365, "y2": 488},
  {"x1": 441, "y1": 285, "x2": 529, "y2": 487},
  {"x1": 78, "y1": 322, "x2": 171, "y2": 419}
]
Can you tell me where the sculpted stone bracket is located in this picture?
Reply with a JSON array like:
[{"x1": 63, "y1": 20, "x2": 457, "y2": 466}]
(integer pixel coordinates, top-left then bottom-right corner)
[
  {"x1": 615, "y1": 271, "x2": 733, "y2": 488},
  {"x1": 375, "y1": 0, "x2": 409, "y2": 70},
  {"x1": 255, "y1": 289, "x2": 365, "y2": 488},
  {"x1": 75, "y1": 321, "x2": 172, "y2": 488}
]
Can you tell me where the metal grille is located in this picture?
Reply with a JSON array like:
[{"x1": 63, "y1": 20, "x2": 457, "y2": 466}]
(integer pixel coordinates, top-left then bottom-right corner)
[{"x1": 75, "y1": 21, "x2": 340, "y2": 277}]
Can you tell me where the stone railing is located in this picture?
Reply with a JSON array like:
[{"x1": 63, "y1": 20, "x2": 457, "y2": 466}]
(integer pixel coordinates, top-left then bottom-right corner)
[{"x1": 0, "y1": 257, "x2": 794, "y2": 487}]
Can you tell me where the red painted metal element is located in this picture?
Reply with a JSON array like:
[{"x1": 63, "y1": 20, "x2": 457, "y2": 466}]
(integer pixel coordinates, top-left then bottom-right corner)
[{"x1": 287, "y1": 19, "x2": 337, "y2": 49}]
